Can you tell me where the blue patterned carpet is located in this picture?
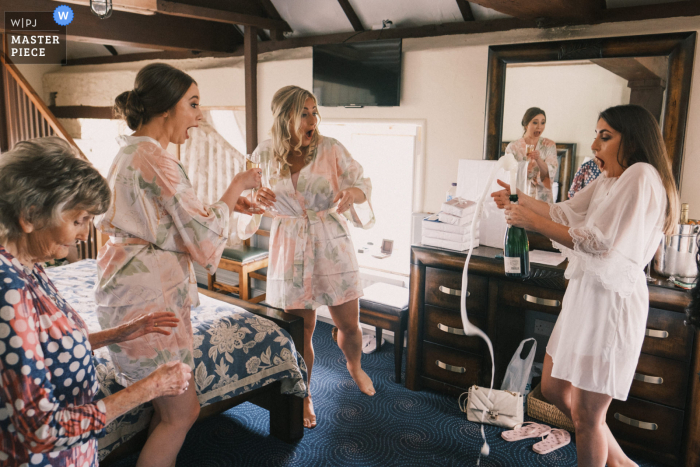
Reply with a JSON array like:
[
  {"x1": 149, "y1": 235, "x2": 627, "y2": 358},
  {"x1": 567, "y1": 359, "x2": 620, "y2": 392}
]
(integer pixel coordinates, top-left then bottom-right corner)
[{"x1": 110, "y1": 321, "x2": 662, "y2": 467}]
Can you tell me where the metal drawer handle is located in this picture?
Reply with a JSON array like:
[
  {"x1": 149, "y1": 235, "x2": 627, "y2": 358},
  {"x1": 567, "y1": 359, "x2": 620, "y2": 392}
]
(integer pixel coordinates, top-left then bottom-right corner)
[
  {"x1": 437, "y1": 323, "x2": 466, "y2": 336},
  {"x1": 436, "y1": 360, "x2": 466, "y2": 374},
  {"x1": 645, "y1": 329, "x2": 669, "y2": 339},
  {"x1": 523, "y1": 294, "x2": 560, "y2": 307},
  {"x1": 614, "y1": 413, "x2": 658, "y2": 431},
  {"x1": 633, "y1": 373, "x2": 663, "y2": 385},
  {"x1": 439, "y1": 286, "x2": 469, "y2": 297}
]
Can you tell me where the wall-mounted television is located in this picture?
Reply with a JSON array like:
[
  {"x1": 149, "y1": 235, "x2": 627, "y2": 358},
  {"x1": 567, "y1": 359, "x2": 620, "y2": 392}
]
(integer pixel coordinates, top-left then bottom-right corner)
[{"x1": 313, "y1": 39, "x2": 402, "y2": 107}]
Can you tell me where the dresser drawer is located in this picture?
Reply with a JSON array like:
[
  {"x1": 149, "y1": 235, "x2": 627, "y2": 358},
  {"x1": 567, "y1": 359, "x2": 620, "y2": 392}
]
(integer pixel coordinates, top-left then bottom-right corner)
[
  {"x1": 497, "y1": 281, "x2": 564, "y2": 314},
  {"x1": 421, "y1": 341, "x2": 481, "y2": 390},
  {"x1": 424, "y1": 268, "x2": 487, "y2": 313},
  {"x1": 641, "y1": 307, "x2": 692, "y2": 361},
  {"x1": 629, "y1": 353, "x2": 688, "y2": 409},
  {"x1": 607, "y1": 397, "x2": 684, "y2": 456},
  {"x1": 424, "y1": 305, "x2": 487, "y2": 353}
]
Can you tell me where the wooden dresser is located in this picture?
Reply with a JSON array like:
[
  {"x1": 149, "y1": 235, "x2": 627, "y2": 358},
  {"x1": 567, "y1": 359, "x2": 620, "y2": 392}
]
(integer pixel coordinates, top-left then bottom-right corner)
[{"x1": 406, "y1": 244, "x2": 699, "y2": 466}]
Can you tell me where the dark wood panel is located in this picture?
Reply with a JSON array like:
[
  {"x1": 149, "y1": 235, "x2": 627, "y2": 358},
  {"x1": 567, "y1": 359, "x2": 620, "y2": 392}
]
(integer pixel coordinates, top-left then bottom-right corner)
[
  {"x1": 421, "y1": 341, "x2": 481, "y2": 390},
  {"x1": 496, "y1": 280, "x2": 564, "y2": 315},
  {"x1": 419, "y1": 376, "x2": 472, "y2": 398},
  {"x1": 0, "y1": 0, "x2": 242, "y2": 53},
  {"x1": 608, "y1": 397, "x2": 684, "y2": 457},
  {"x1": 630, "y1": 353, "x2": 688, "y2": 409},
  {"x1": 642, "y1": 307, "x2": 693, "y2": 361},
  {"x1": 244, "y1": 26, "x2": 258, "y2": 155},
  {"x1": 424, "y1": 268, "x2": 488, "y2": 312},
  {"x1": 424, "y1": 305, "x2": 487, "y2": 353},
  {"x1": 48, "y1": 106, "x2": 114, "y2": 119},
  {"x1": 406, "y1": 263, "x2": 426, "y2": 391}
]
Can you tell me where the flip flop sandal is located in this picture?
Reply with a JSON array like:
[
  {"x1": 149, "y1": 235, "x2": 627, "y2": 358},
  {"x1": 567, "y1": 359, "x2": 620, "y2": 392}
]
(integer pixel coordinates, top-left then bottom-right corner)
[
  {"x1": 501, "y1": 421, "x2": 552, "y2": 442},
  {"x1": 532, "y1": 428, "x2": 571, "y2": 454}
]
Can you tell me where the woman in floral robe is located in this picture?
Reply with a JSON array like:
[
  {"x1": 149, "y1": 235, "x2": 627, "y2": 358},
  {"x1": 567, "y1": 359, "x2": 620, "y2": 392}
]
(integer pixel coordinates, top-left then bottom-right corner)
[
  {"x1": 504, "y1": 107, "x2": 559, "y2": 202},
  {"x1": 252, "y1": 85, "x2": 375, "y2": 428},
  {"x1": 95, "y1": 63, "x2": 261, "y2": 467}
]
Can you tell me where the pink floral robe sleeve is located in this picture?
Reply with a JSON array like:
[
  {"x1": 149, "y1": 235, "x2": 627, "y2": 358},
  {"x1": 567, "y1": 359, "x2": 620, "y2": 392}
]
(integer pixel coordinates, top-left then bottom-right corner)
[{"x1": 94, "y1": 135, "x2": 230, "y2": 385}]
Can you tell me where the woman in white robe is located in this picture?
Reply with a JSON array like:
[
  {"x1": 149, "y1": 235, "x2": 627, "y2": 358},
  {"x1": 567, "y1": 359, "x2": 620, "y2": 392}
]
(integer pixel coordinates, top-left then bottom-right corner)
[{"x1": 492, "y1": 105, "x2": 679, "y2": 466}]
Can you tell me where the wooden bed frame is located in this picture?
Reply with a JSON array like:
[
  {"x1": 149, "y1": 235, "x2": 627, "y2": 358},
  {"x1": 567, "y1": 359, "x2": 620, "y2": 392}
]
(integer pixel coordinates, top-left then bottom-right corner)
[{"x1": 101, "y1": 288, "x2": 305, "y2": 466}]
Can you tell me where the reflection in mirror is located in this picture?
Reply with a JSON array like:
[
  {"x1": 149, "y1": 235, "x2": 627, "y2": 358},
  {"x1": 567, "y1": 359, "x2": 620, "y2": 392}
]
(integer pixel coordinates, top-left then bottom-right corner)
[{"x1": 500, "y1": 57, "x2": 668, "y2": 201}]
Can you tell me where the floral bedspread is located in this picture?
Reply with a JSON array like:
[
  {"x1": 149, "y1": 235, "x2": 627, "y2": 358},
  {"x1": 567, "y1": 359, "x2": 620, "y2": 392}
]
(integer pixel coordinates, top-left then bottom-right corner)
[{"x1": 46, "y1": 259, "x2": 307, "y2": 461}]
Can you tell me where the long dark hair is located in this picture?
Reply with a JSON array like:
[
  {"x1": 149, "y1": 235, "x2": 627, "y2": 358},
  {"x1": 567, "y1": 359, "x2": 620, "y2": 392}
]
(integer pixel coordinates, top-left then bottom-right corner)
[
  {"x1": 521, "y1": 107, "x2": 546, "y2": 135},
  {"x1": 598, "y1": 105, "x2": 679, "y2": 235},
  {"x1": 114, "y1": 63, "x2": 196, "y2": 130},
  {"x1": 686, "y1": 236, "x2": 700, "y2": 328}
]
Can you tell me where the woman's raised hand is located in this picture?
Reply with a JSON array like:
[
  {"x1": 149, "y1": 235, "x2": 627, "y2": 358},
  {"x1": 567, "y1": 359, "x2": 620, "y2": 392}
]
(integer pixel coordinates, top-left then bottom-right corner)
[
  {"x1": 148, "y1": 361, "x2": 192, "y2": 398},
  {"x1": 491, "y1": 179, "x2": 512, "y2": 209},
  {"x1": 255, "y1": 187, "x2": 277, "y2": 209},
  {"x1": 333, "y1": 189, "x2": 355, "y2": 214},
  {"x1": 504, "y1": 203, "x2": 538, "y2": 231},
  {"x1": 234, "y1": 168, "x2": 262, "y2": 191},
  {"x1": 119, "y1": 311, "x2": 179, "y2": 343},
  {"x1": 526, "y1": 149, "x2": 541, "y2": 161}
]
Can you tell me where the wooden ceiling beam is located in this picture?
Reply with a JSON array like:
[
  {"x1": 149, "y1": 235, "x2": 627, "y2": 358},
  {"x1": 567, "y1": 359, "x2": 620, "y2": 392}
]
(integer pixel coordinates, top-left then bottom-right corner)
[
  {"x1": 468, "y1": 0, "x2": 602, "y2": 20},
  {"x1": 59, "y1": 0, "x2": 700, "y2": 66},
  {"x1": 0, "y1": 0, "x2": 241, "y2": 52},
  {"x1": 257, "y1": 0, "x2": 286, "y2": 40},
  {"x1": 155, "y1": 0, "x2": 292, "y2": 32},
  {"x1": 64, "y1": 50, "x2": 242, "y2": 66},
  {"x1": 337, "y1": 0, "x2": 364, "y2": 32},
  {"x1": 456, "y1": 0, "x2": 475, "y2": 21}
]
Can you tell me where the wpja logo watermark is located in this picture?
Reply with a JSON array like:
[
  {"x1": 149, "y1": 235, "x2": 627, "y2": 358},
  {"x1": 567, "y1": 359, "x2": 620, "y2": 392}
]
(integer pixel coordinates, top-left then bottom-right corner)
[{"x1": 3, "y1": 5, "x2": 73, "y2": 65}]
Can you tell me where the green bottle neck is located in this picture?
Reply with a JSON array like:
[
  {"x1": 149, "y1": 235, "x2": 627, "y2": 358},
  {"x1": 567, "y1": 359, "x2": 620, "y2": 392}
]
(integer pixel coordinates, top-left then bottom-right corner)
[{"x1": 509, "y1": 194, "x2": 519, "y2": 204}]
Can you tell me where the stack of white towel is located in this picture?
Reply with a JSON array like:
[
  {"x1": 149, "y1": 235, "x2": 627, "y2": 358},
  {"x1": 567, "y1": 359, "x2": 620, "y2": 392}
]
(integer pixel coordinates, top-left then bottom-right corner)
[{"x1": 421, "y1": 198, "x2": 479, "y2": 251}]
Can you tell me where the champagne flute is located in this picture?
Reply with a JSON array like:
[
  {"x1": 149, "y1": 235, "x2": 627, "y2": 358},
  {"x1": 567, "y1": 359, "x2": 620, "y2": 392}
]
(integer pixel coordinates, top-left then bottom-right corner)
[
  {"x1": 264, "y1": 158, "x2": 281, "y2": 190},
  {"x1": 247, "y1": 153, "x2": 263, "y2": 214}
]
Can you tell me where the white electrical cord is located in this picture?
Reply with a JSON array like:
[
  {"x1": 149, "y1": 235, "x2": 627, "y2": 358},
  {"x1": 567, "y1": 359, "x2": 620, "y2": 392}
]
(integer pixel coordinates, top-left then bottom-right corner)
[{"x1": 459, "y1": 154, "x2": 519, "y2": 463}]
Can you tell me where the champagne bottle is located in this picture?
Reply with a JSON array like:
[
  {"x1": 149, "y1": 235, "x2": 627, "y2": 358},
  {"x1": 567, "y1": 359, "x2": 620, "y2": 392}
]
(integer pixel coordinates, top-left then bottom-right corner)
[
  {"x1": 680, "y1": 203, "x2": 689, "y2": 224},
  {"x1": 503, "y1": 194, "x2": 530, "y2": 277}
]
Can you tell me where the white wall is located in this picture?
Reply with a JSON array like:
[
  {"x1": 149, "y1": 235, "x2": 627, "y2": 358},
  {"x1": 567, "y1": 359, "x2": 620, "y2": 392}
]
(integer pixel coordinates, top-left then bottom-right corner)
[
  {"x1": 40, "y1": 15, "x2": 700, "y2": 218},
  {"x1": 14, "y1": 63, "x2": 62, "y2": 103},
  {"x1": 503, "y1": 63, "x2": 632, "y2": 167}
]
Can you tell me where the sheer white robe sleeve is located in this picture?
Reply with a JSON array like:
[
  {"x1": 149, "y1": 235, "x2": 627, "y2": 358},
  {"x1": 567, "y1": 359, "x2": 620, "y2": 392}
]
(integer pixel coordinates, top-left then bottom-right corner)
[{"x1": 549, "y1": 163, "x2": 666, "y2": 298}]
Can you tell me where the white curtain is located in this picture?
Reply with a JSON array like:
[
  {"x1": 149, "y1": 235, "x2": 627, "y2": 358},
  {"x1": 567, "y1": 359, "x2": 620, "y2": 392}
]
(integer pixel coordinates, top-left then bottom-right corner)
[{"x1": 181, "y1": 120, "x2": 247, "y2": 247}]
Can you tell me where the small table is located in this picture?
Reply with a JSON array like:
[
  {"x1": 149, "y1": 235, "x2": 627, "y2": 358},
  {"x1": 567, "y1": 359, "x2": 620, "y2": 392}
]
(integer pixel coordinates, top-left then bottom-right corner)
[{"x1": 359, "y1": 282, "x2": 410, "y2": 383}]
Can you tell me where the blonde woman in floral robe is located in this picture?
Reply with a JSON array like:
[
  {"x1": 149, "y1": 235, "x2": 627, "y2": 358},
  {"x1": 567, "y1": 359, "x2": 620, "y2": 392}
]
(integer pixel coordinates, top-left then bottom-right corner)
[
  {"x1": 504, "y1": 107, "x2": 559, "y2": 202},
  {"x1": 252, "y1": 85, "x2": 375, "y2": 428},
  {"x1": 95, "y1": 64, "x2": 262, "y2": 467}
]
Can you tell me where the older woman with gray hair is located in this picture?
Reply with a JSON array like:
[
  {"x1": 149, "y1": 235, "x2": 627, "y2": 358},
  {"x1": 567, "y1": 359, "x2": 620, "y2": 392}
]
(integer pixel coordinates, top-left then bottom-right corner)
[{"x1": 0, "y1": 137, "x2": 191, "y2": 467}]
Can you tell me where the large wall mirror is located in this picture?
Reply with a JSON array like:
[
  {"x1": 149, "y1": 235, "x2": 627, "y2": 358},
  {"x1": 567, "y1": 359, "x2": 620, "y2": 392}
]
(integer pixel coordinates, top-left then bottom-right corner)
[{"x1": 484, "y1": 32, "x2": 696, "y2": 201}]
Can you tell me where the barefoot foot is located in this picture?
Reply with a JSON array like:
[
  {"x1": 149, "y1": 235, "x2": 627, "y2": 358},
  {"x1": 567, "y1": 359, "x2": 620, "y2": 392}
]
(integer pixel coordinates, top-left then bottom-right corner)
[
  {"x1": 303, "y1": 396, "x2": 317, "y2": 429},
  {"x1": 348, "y1": 367, "x2": 376, "y2": 396}
]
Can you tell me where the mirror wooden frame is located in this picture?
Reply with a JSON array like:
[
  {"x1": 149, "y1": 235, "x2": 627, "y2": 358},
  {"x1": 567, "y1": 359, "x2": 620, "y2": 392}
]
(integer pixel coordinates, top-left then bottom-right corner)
[{"x1": 483, "y1": 32, "x2": 696, "y2": 189}]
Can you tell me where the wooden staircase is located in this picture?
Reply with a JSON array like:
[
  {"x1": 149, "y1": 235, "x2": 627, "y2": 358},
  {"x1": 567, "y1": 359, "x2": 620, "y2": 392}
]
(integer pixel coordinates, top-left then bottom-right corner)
[{"x1": 1, "y1": 41, "x2": 100, "y2": 259}]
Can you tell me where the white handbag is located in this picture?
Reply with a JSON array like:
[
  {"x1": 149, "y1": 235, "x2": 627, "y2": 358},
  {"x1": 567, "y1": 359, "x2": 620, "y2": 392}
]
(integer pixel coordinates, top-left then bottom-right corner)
[{"x1": 460, "y1": 385, "x2": 524, "y2": 429}]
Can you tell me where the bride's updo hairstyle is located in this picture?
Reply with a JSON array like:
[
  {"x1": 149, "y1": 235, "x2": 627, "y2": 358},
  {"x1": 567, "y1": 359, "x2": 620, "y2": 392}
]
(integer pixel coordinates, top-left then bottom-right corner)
[{"x1": 114, "y1": 63, "x2": 196, "y2": 130}]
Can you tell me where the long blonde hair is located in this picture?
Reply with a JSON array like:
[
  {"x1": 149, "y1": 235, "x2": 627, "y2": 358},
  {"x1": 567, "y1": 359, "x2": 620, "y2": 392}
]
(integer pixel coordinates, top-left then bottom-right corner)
[
  {"x1": 270, "y1": 85, "x2": 321, "y2": 170},
  {"x1": 599, "y1": 105, "x2": 679, "y2": 234}
]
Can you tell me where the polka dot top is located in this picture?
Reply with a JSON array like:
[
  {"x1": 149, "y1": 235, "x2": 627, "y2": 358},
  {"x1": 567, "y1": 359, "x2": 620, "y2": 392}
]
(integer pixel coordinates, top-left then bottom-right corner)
[
  {"x1": 0, "y1": 246, "x2": 106, "y2": 467},
  {"x1": 568, "y1": 159, "x2": 602, "y2": 199}
]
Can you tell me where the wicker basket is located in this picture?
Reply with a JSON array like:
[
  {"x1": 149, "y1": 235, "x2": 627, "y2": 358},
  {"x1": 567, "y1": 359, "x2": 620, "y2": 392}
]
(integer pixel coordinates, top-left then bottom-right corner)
[{"x1": 526, "y1": 383, "x2": 575, "y2": 432}]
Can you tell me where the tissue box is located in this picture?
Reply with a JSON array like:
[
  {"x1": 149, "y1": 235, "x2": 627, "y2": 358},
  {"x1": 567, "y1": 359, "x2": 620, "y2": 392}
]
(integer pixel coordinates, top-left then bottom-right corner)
[
  {"x1": 422, "y1": 229, "x2": 475, "y2": 243},
  {"x1": 423, "y1": 214, "x2": 477, "y2": 234},
  {"x1": 438, "y1": 211, "x2": 472, "y2": 226},
  {"x1": 441, "y1": 198, "x2": 477, "y2": 217},
  {"x1": 422, "y1": 236, "x2": 478, "y2": 251}
]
